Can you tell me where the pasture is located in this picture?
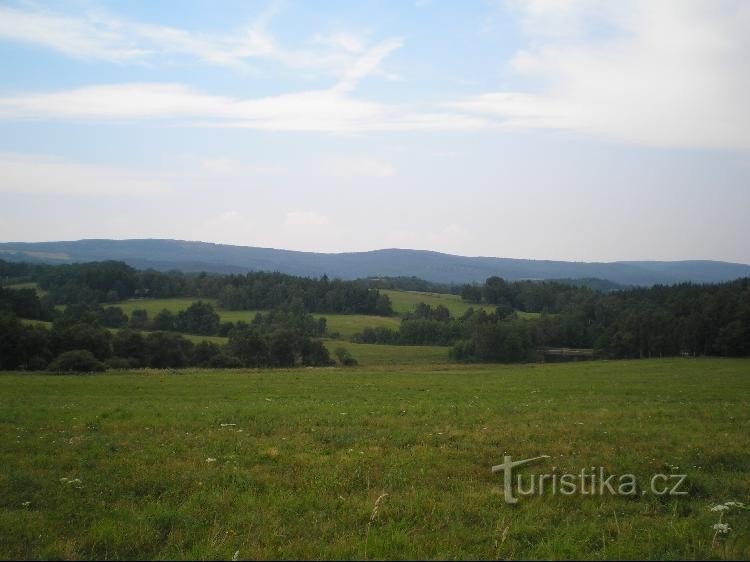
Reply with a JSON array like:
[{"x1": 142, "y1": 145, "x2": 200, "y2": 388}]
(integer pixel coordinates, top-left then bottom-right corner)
[
  {"x1": 1, "y1": 358, "x2": 748, "y2": 560},
  {"x1": 112, "y1": 298, "x2": 400, "y2": 339},
  {"x1": 381, "y1": 289, "x2": 496, "y2": 316}
]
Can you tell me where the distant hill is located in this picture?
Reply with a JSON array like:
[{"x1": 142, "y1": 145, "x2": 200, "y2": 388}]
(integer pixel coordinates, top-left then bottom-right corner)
[{"x1": 1, "y1": 239, "x2": 749, "y2": 286}]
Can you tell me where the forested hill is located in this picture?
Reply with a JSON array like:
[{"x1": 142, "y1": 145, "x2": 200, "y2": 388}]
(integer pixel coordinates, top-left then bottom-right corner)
[{"x1": 1, "y1": 238, "x2": 749, "y2": 286}]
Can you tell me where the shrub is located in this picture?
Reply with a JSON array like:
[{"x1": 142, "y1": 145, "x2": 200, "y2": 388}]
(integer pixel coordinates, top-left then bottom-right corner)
[
  {"x1": 48, "y1": 350, "x2": 107, "y2": 372},
  {"x1": 334, "y1": 347, "x2": 358, "y2": 366},
  {"x1": 207, "y1": 353, "x2": 243, "y2": 368},
  {"x1": 106, "y1": 357, "x2": 135, "y2": 369}
]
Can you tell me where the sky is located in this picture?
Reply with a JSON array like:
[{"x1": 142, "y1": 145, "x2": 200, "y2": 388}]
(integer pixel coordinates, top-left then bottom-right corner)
[{"x1": 0, "y1": 0, "x2": 748, "y2": 263}]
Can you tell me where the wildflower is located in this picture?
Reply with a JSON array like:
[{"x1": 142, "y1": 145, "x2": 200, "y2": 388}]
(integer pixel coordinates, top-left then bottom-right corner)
[
  {"x1": 60, "y1": 477, "x2": 82, "y2": 485},
  {"x1": 220, "y1": 423, "x2": 236, "y2": 427},
  {"x1": 710, "y1": 504, "x2": 730, "y2": 512},
  {"x1": 206, "y1": 458, "x2": 217, "y2": 463},
  {"x1": 232, "y1": 550, "x2": 240, "y2": 561},
  {"x1": 713, "y1": 523, "x2": 731, "y2": 534},
  {"x1": 724, "y1": 501, "x2": 745, "y2": 508}
]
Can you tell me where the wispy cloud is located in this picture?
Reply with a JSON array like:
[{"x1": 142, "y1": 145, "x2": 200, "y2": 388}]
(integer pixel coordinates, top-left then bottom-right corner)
[
  {"x1": 332, "y1": 38, "x2": 403, "y2": 93},
  {"x1": 455, "y1": 0, "x2": 750, "y2": 150},
  {"x1": 321, "y1": 157, "x2": 395, "y2": 178},
  {"x1": 0, "y1": 4, "x2": 271, "y2": 67},
  {"x1": 0, "y1": 153, "x2": 171, "y2": 196},
  {"x1": 312, "y1": 32, "x2": 366, "y2": 54},
  {"x1": 0, "y1": 82, "x2": 487, "y2": 133},
  {"x1": 0, "y1": 3, "x2": 386, "y2": 77}
]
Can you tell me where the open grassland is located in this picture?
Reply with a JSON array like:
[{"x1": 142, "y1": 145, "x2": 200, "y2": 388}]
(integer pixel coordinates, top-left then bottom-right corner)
[
  {"x1": 382, "y1": 289, "x2": 541, "y2": 320},
  {"x1": 322, "y1": 340, "x2": 449, "y2": 366},
  {"x1": 381, "y1": 289, "x2": 497, "y2": 316},
  {"x1": 113, "y1": 298, "x2": 399, "y2": 339},
  {"x1": 1, "y1": 358, "x2": 749, "y2": 560},
  {"x1": 2, "y1": 282, "x2": 43, "y2": 293},
  {"x1": 114, "y1": 298, "x2": 256, "y2": 325},
  {"x1": 15, "y1": 320, "x2": 442, "y2": 366},
  {"x1": 315, "y1": 314, "x2": 401, "y2": 339},
  {"x1": 109, "y1": 291, "x2": 536, "y2": 340}
]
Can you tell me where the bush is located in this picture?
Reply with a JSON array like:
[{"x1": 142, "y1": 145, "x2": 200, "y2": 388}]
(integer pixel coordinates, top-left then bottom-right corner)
[
  {"x1": 144, "y1": 331, "x2": 194, "y2": 368},
  {"x1": 26, "y1": 356, "x2": 50, "y2": 371},
  {"x1": 301, "y1": 339, "x2": 334, "y2": 366},
  {"x1": 207, "y1": 353, "x2": 243, "y2": 368},
  {"x1": 129, "y1": 309, "x2": 149, "y2": 329},
  {"x1": 107, "y1": 357, "x2": 133, "y2": 369},
  {"x1": 334, "y1": 347, "x2": 358, "y2": 366},
  {"x1": 48, "y1": 350, "x2": 107, "y2": 372}
]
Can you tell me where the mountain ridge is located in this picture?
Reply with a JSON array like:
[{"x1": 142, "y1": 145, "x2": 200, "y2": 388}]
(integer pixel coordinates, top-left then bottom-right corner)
[{"x1": 1, "y1": 238, "x2": 749, "y2": 286}]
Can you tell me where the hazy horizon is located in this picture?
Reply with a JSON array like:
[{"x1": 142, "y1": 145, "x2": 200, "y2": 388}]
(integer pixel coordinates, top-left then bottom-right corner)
[
  {"x1": 2, "y1": 236, "x2": 750, "y2": 266},
  {"x1": 1, "y1": 1, "x2": 748, "y2": 263}
]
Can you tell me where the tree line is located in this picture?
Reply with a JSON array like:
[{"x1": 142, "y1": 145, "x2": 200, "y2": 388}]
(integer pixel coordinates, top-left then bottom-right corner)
[
  {"x1": 354, "y1": 277, "x2": 750, "y2": 361},
  {"x1": 0, "y1": 290, "x2": 349, "y2": 371},
  {"x1": 0, "y1": 259, "x2": 392, "y2": 315}
]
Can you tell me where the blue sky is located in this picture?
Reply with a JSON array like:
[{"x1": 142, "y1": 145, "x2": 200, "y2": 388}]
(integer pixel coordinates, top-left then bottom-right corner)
[{"x1": 0, "y1": 0, "x2": 748, "y2": 263}]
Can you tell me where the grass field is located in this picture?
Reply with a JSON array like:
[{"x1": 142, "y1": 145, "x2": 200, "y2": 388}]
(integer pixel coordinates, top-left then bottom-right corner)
[
  {"x1": 114, "y1": 298, "x2": 256, "y2": 325},
  {"x1": 322, "y1": 340, "x2": 449, "y2": 366},
  {"x1": 1, "y1": 358, "x2": 748, "y2": 560},
  {"x1": 381, "y1": 289, "x2": 497, "y2": 317},
  {"x1": 112, "y1": 298, "x2": 400, "y2": 339},
  {"x1": 16, "y1": 319, "x2": 442, "y2": 366},
  {"x1": 2, "y1": 282, "x2": 43, "y2": 292},
  {"x1": 316, "y1": 314, "x2": 401, "y2": 339},
  {"x1": 72, "y1": 291, "x2": 535, "y2": 343}
]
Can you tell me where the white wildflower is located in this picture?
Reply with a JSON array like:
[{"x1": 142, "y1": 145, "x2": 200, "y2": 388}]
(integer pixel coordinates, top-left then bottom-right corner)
[
  {"x1": 710, "y1": 504, "x2": 730, "y2": 512},
  {"x1": 724, "y1": 501, "x2": 745, "y2": 508},
  {"x1": 232, "y1": 550, "x2": 240, "y2": 561},
  {"x1": 206, "y1": 458, "x2": 217, "y2": 463},
  {"x1": 60, "y1": 477, "x2": 82, "y2": 485},
  {"x1": 713, "y1": 523, "x2": 731, "y2": 534}
]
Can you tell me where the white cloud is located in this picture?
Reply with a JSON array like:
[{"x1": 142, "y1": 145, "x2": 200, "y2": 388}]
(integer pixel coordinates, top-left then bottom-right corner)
[
  {"x1": 0, "y1": 6, "x2": 148, "y2": 62},
  {"x1": 313, "y1": 32, "x2": 365, "y2": 54},
  {"x1": 198, "y1": 157, "x2": 282, "y2": 176},
  {"x1": 0, "y1": 82, "x2": 488, "y2": 133},
  {"x1": 382, "y1": 222, "x2": 472, "y2": 254},
  {"x1": 332, "y1": 38, "x2": 403, "y2": 93},
  {"x1": 0, "y1": 3, "x2": 401, "y2": 80},
  {"x1": 0, "y1": 153, "x2": 171, "y2": 195},
  {"x1": 0, "y1": 4, "x2": 273, "y2": 68},
  {"x1": 197, "y1": 210, "x2": 258, "y2": 245},
  {"x1": 322, "y1": 157, "x2": 395, "y2": 178},
  {"x1": 283, "y1": 211, "x2": 331, "y2": 230},
  {"x1": 457, "y1": 0, "x2": 750, "y2": 150}
]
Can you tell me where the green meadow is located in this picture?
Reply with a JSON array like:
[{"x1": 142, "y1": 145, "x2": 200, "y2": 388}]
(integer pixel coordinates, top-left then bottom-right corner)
[
  {"x1": 1, "y1": 358, "x2": 749, "y2": 560},
  {"x1": 31, "y1": 289, "x2": 534, "y2": 341},
  {"x1": 381, "y1": 289, "x2": 497, "y2": 316},
  {"x1": 112, "y1": 298, "x2": 400, "y2": 339},
  {"x1": 19, "y1": 319, "x2": 440, "y2": 366}
]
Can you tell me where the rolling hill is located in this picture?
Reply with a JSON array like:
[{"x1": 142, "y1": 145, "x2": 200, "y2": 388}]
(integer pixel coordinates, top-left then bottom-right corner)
[{"x1": 1, "y1": 238, "x2": 749, "y2": 286}]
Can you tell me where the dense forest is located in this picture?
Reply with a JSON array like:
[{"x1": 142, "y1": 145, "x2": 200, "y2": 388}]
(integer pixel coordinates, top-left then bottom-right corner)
[
  {"x1": 0, "y1": 259, "x2": 392, "y2": 314},
  {"x1": 0, "y1": 259, "x2": 387, "y2": 371},
  {"x1": 0, "y1": 296, "x2": 338, "y2": 371},
  {"x1": 1, "y1": 260, "x2": 748, "y2": 371},
  {"x1": 355, "y1": 276, "x2": 750, "y2": 362}
]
